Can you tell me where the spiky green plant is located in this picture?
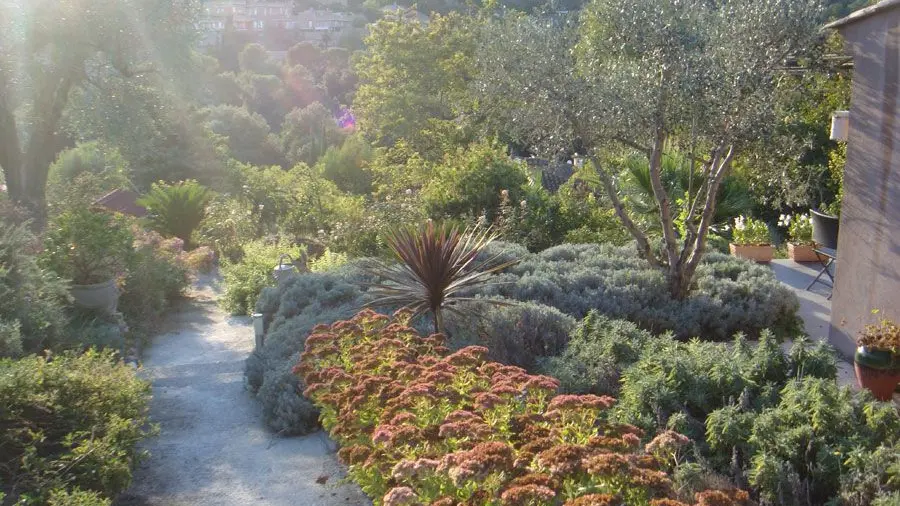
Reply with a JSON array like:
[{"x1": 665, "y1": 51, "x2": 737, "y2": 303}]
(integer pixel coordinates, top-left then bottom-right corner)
[
  {"x1": 368, "y1": 222, "x2": 517, "y2": 334},
  {"x1": 137, "y1": 180, "x2": 210, "y2": 248},
  {"x1": 620, "y1": 150, "x2": 754, "y2": 228}
]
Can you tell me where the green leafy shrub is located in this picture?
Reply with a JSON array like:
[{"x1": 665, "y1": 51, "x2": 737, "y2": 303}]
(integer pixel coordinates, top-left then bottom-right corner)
[
  {"x1": 421, "y1": 141, "x2": 531, "y2": 221},
  {"x1": 480, "y1": 242, "x2": 799, "y2": 340},
  {"x1": 196, "y1": 194, "x2": 256, "y2": 262},
  {"x1": 616, "y1": 333, "x2": 836, "y2": 439},
  {"x1": 64, "y1": 311, "x2": 127, "y2": 352},
  {"x1": 541, "y1": 312, "x2": 655, "y2": 395},
  {"x1": 221, "y1": 240, "x2": 305, "y2": 316},
  {"x1": 743, "y1": 378, "x2": 899, "y2": 506},
  {"x1": 617, "y1": 333, "x2": 781, "y2": 438},
  {"x1": 327, "y1": 190, "x2": 428, "y2": 257},
  {"x1": 119, "y1": 227, "x2": 190, "y2": 336},
  {"x1": 601, "y1": 329, "x2": 887, "y2": 506},
  {"x1": 837, "y1": 439, "x2": 900, "y2": 506},
  {"x1": 297, "y1": 310, "x2": 750, "y2": 506},
  {"x1": 42, "y1": 210, "x2": 134, "y2": 285},
  {"x1": 0, "y1": 221, "x2": 70, "y2": 357},
  {"x1": 0, "y1": 349, "x2": 153, "y2": 504},
  {"x1": 137, "y1": 180, "x2": 210, "y2": 247},
  {"x1": 308, "y1": 248, "x2": 348, "y2": 272},
  {"x1": 46, "y1": 142, "x2": 131, "y2": 218},
  {"x1": 47, "y1": 488, "x2": 111, "y2": 506}
]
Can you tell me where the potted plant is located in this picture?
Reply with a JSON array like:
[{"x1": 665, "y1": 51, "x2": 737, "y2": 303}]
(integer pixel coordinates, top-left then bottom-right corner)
[
  {"x1": 729, "y1": 216, "x2": 773, "y2": 262},
  {"x1": 43, "y1": 209, "x2": 134, "y2": 314},
  {"x1": 854, "y1": 318, "x2": 900, "y2": 401},
  {"x1": 778, "y1": 213, "x2": 818, "y2": 262}
]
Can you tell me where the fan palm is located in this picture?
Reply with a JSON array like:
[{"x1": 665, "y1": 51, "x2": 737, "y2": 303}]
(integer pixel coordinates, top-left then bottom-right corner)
[
  {"x1": 620, "y1": 150, "x2": 754, "y2": 229},
  {"x1": 368, "y1": 222, "x2": 518, "y2": 334}
]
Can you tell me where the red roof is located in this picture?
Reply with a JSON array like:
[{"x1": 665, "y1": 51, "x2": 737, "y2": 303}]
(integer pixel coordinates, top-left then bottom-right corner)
[{"x1": 92, "y1": 189, "x2": 148, "y2": 218}]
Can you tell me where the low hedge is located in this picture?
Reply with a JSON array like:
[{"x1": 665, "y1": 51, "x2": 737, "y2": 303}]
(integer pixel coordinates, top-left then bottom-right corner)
[
  {"x1": 477, "y1": 242, "x2": 800, "y2": 340},
  {"x1": 296, "y1": 309, "x2": 752, "y2": 506},
  {"x1": 0, "y1": 349, "x2": 153, "y2": 505}
]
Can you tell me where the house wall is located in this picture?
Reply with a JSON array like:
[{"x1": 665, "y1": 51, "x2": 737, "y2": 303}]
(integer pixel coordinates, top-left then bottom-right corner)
[{"x1": 830, "y1": 11, "x2": 900, "y2": 356}]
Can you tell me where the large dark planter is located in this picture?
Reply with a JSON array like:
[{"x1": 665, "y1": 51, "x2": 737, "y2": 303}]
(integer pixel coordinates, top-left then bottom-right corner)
[
  {"x1": 71, "y1": 279, "x2": 119, "y2": 315},
  {"x1": 854, "y1": 346, "x2": 900, "y2": 401},
  {"x1": 810, "y1": 209, "x2": 839, "y2": 249}
]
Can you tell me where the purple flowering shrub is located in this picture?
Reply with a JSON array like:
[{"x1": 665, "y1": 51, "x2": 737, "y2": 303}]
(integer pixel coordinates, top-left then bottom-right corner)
[{"x1": 296, "y1": 310, "x2": 750, "y2": 506}]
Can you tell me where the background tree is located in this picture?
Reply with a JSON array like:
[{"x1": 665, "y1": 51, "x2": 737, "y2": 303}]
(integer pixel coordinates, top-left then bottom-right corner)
[
  {"x1": 201, "y1": 105, "x2": 285, "y2": 167},
  {"x1": 477, "y1": 0, "x2": 824, "y2": 298},
  {"x1": 315, "y1": 134, "x2": 375, "y2": 195},
  {"x1": 286, "y1": 42, "x2": 325, "y2": 73},
  {"x1": 737, "y1": 32, "x2": 852, "y2": 213},
  {"x1": 238, "y1": 43, "x2": 280, "y2": 76},
  {"x1": 352, "y1": 12, "x2": 477, "y2": 158},
  {"x1": 0, "y1": 0, "x2": 198, "y2": 226},
  {"x1": 281, "y1": 102, "x2": 346, "y2": 166}
]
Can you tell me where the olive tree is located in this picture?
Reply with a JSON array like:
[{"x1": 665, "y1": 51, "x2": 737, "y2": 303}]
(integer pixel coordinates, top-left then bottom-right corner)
[{"x1": 476, "y1": 0, "x2": 824, "y2": 299}]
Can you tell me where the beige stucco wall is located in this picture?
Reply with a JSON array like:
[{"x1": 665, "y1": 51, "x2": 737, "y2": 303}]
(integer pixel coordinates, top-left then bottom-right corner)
[{"x1": 829, "y1": 11, "x2": 900, "y2": 356}]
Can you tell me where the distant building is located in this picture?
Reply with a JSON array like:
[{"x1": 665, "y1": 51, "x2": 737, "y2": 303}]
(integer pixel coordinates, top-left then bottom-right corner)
[{"x1": 198, "y1": 0, "x2": 355, "y2": 49}]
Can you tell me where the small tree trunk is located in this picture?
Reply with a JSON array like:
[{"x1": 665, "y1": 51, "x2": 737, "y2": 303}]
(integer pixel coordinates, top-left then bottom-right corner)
[{"x1": 667, "y1": 263, "x2": 692, "y2": 300}]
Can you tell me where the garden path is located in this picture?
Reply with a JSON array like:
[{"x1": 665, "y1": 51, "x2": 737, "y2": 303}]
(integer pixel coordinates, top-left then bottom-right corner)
[{"x1": 117, "y1": 275, "x2": 369, "y2": 506}]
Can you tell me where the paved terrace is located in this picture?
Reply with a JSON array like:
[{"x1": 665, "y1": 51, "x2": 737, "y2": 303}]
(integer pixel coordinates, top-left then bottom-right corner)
[{"x1": 769, "y1": 259, "x2": 857, "y2": 387}]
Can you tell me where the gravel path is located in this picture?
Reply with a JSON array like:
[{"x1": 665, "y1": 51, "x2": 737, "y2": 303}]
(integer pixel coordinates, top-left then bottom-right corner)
[{"x1": 118, "y1": 277, "x2": 369, "y2": 506}]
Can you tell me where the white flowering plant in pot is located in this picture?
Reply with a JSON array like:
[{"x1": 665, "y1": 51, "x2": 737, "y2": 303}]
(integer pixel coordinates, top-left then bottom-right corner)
[
  {"x1": 729, "y1": 216, "x2": 772, "y2": 262},
  {"x1": 778, "y1": 213, "x2": 818, "y2": 262}
]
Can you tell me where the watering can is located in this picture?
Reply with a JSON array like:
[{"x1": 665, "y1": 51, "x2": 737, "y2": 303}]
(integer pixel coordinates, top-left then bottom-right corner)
[{"x1": 273, "y1": 254, "x2": 299, "y2": 286}]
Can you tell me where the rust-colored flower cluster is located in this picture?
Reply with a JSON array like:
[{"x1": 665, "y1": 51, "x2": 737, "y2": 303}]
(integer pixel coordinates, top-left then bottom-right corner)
[{"x1": 297, "y1": 310, "x2": 749, "y2": 506}]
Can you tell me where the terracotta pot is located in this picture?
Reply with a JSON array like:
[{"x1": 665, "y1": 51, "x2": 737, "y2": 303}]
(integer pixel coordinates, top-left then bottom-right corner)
[
  {"x1": 854, "y1": 346, "x2": 900, "y2": 401},
  {"x1": 787, "y1": 243, "x2": 819, "y2": 263},
  {"x1": 70, "y1": 278, "x2": 119, "y2": 315},
  {"x1": 729, "y1": 243, "x2": 774, "y2": 263}
]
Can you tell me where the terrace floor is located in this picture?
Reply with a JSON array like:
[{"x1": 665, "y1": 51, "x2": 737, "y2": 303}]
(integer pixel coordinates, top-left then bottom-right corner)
[{"x1": 769, "y1": 259, "x2": 857, "y2": 387}]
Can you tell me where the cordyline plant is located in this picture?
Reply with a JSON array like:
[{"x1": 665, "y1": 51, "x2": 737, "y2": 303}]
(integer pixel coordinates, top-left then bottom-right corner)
[
  {"x1": 296, "y1": 310, "x2": 752, "y2": 506},
  {"x1": 368, "y1": 222, "x2": 517, "y2": 334},
  {"x1": 475, "y1": 0, "x2": 824, "y2": 299}
]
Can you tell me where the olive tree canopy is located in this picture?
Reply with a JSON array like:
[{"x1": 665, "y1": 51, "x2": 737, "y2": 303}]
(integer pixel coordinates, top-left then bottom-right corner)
[{"x1": 476, "y1": 0, "x2": 825, "y2": 298}]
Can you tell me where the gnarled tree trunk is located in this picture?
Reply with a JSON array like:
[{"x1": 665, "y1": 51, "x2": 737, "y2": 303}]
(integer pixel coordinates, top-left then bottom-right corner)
[{"x1": 0, "y1": 63, "x2": 76, "y2": 229}]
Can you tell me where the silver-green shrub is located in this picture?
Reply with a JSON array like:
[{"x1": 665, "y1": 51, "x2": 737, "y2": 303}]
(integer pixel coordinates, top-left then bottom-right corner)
[
  {"x1": 481, "y1": 242, "x2": 800, "y2": 340},
  {"x1": 444, "y1": 300, "x2": 575, "y2": 370},
  {"x1": 245, "y1": 261, "x2": 374, "y2": 434}
]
